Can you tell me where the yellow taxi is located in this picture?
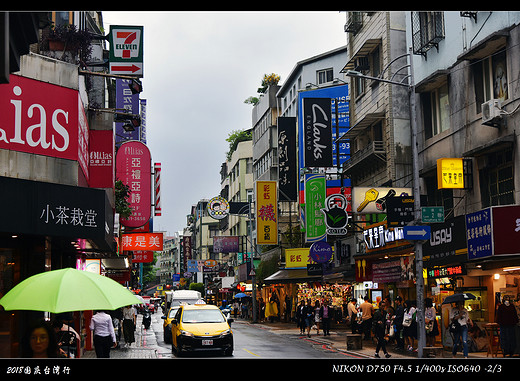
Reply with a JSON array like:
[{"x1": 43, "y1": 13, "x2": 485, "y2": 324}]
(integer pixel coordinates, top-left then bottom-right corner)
[
  {"x1": 161, "y1": 305, "x2": 181, "y2": 344},
  {"x1": 171, "y1": 301, "x2": 234, "y2": 356}
]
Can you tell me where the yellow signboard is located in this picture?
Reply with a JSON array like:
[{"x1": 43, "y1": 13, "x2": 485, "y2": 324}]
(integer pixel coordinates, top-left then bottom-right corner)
[
  {"x1": 285, "y1": 248, "x2": 310, "y2": 268},
  {"x1": 256, "y1": 181, "x2": 278, "y2": 245},
  {"x1": 437, "y1": 158, "x2": 464, "y2": 189}
]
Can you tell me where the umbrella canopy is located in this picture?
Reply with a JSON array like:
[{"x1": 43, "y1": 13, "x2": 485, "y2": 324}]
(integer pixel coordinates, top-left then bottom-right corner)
[
  {"x1": 235, "y1": 293, "x2": 247, "y2": 298},
  {"x1": 442, "y1": 293, "x2": 477, "y2": 305},
  {"x1": 0, "y1": 268, "x2": 142, "y2": 314}
]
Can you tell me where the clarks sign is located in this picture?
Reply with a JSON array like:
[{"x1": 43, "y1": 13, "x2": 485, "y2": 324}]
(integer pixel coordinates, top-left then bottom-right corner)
[
  {"x1": 303, "y1": 98, "x2": 332, "y2": 168},
  {"x1": 0, "y1": 75, "x2": 89, "y2": 177}
]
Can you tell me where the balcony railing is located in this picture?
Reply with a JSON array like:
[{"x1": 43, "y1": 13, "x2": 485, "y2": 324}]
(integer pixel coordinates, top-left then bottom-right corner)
[{"x1": 342, "y1": 140, "x2": 386, "y2": 173}]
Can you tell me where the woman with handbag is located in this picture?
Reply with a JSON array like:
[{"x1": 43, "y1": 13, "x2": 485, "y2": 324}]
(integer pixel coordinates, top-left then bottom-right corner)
[
  {"x1": 450, "y1": 301, "x2": 472, "y2": 358},
  {"x1": 402, "y1": 300, "x2": 417, "y2": 352}
]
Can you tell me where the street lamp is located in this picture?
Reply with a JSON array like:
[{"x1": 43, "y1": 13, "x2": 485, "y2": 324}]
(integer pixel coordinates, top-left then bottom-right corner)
[{"x1": 344, "y1": 48, "x2": 427, "y2": 358}]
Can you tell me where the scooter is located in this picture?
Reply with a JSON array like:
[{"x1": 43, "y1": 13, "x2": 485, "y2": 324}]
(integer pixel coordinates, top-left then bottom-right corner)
[{"x1": 142, "y1": 308, "x2": 151, "y2": 330}]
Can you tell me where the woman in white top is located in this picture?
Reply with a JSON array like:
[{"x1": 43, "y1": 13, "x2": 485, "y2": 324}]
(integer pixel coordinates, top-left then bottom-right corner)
[
  {"x1": 89, "y1": 310, "x2": 117, "y2": 358},
  {"x1": 449, "y1": 301, "x2": 472, "y2": 358}
]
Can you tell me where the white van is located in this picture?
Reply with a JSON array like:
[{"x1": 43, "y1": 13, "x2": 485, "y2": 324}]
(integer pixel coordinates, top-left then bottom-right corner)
[{"x1": 171, "y1": 290, "x2": 202, "y2": 306}]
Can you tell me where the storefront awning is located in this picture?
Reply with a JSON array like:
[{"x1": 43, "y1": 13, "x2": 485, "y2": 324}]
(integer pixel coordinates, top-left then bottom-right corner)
[{"x1": 263, "y1": 269, "x2": 321, "y2": 284}]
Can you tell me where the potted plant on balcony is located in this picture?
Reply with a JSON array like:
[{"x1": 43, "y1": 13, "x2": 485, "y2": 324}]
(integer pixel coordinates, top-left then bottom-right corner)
[{"x1": 44, "y1": 24, "x2": 93, "y2": 61}]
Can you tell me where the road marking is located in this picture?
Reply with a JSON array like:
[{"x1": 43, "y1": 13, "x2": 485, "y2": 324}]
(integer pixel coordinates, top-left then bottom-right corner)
[{"x1": 242, "y1": 348, "x2": 261, "y2": 357}]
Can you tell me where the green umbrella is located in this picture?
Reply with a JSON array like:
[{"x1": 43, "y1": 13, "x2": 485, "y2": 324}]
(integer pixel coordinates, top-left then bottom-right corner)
[{"x1": 0, "y1": 268, "x2": 142, "y2": 314}]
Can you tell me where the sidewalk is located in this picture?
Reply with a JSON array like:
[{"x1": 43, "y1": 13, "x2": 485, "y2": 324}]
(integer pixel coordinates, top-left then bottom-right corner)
[
  {"x1": 82, "y1": 313, "x2": 158, "y2": 359},
  {"x1": 240, "y1": 318, "x2": 491, "y2": 359}
]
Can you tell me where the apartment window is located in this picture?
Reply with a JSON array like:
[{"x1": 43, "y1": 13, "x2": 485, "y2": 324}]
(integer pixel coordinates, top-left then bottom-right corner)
[
  {"x1": 473, "y1": 49, "x2": 508, "y2": 113},
  {"x1": 411, "y1": 11, "x2": 445, "y2": 57},
  {"x1": 317, "y1": 68, "x2": 334, "y2": 85},
  {"x1": 480, "y1": 149, "x2": 515, "y2": 207},
  {"x1": 421, "y1": 82, "x2": 450, "y2": 139}
]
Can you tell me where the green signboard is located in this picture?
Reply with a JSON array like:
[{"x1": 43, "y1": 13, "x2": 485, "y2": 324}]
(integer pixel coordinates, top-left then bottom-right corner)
[
  {"x1": 304, "y1": 174, "x2": 327, "y2": 242},
  {"x1": 422, "y1": 206, "x2": 445, "y2": 223}
]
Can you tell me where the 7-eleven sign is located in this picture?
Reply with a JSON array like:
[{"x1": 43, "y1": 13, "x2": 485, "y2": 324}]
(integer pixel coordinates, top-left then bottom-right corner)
[{"x1": 109, "y1": 25, "x2": 144, "y2": 77}]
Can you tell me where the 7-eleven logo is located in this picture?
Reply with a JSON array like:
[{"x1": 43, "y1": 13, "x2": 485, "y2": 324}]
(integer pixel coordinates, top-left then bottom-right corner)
[{"x1": 112, "y1": 28, "x2": 141, "y2": 59}]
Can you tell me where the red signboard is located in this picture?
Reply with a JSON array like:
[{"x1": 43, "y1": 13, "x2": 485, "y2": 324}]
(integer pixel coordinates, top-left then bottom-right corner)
[
  {"x1": 132, "y1": 250, "x2": 154, "y2": 263},
  {"x1": 492, "y1": 205, "x2": 520, "y2": 255},
  {"x1": 89, "y1": 130, "x2": 114, "y2": 188},
  {"x1": 116, "y1": 140, "x2": 151, "y2": 227},
  {"x1": 0, "y1": 75, "x2": 89, "y2": 179},
  {"x1": 122, "y1": 232, "x2": 163, "y2": 251}
]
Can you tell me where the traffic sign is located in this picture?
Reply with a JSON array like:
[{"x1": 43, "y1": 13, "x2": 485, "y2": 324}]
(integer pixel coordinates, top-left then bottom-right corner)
[
  {"x1": 422, "y1": 206, "x2": 445, "y2": 223},
  {"x1": 403, "y1": 225, "x2": 431, "y2": 240}
]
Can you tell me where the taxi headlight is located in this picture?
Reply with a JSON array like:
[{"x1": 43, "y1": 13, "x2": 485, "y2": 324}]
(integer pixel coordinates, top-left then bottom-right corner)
[
  {"x1": 219, "y1": 329, "x2": 232, "y2": 338},
  {"x1": 180, "y1": 330, "x2": 194, "y2": 337}
]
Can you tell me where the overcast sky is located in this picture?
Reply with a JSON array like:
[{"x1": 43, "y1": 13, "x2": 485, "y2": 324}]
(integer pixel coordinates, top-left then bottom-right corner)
[{"x1": 102, "y1": 11, "x2": 348, "y2": 236}]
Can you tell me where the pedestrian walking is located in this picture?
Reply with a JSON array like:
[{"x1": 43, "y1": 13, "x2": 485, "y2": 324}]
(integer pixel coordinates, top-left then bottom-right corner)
[
  {"x1": 424, "y1": 298, "x2": 439, "y2": 347},
  {"x1": 496, "y1": 296, "x2": 518, "y2": 357},
  {"x1": 296, "y1": 300, "x2": 306, "y2": 334},
  {"x1": 373, "y1": 301, "x2": 391, "y2": 358},
  {"x1": 450, "y1": 300, "x2": 472, "y2": 358},
  {"x1": 305, "y1": 300, "x2": 314, "y2": 337},
  {"x1": 359, "y1": 296, "x2": 374, "y2": 340},
  {"x1": 402, "y1": 300, "x2": 417, "y2": 352},
  {"x1": 122, "y1": 305, "x2": 136, "y2": 347},
  {"x1": 89, "y1": 310, "x2": 117, "y2": 358},
  {"x1": 233, "y1": 301, "x2": 239, "y2": 318},
  {"x1": 319, "y1": 299, "x2": 333, "y2": 336},
  {"x1": 313, "y1": 300, "x2": 321, "y2": 335},
  {"x1": 347, "y1": 298, "x2": 359, "y2": 334},
  {"x1": 393, "y1": 296, "x2": 405, "y2": 350}
]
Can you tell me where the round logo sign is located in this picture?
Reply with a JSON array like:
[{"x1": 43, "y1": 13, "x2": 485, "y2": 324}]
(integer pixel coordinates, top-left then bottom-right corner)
[
  {"x1": 309, "y1": 241, "x2": 333, "y2": 263},
  {"x1": 207, "y1": 196, "x2": 230, "y2": 220}
]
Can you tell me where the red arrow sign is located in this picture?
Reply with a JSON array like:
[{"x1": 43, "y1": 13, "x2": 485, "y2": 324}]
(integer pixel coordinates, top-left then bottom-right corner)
[{"x1": 111, "y1": 64, "x2": 141, "y2": 73}]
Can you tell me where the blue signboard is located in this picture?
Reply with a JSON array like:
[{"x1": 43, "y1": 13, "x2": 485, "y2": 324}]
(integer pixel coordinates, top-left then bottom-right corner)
[
  {"x1": 298, "y1": 84, "x2": 351, "y2": 193},
  {"x1": 466, "y1": 208, "x2": 493, "y2": 259},
  {"x1": 403, "y1": 225, "x2": 431, "y2": 240}
]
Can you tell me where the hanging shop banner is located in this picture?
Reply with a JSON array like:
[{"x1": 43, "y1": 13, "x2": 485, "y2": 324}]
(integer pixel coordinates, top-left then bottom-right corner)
[
  {"x1": 256, "y1": 181, "x2": 278, "y2": 245},
  {"x1": 321, "y1": 193, "x2": 349, "y2": 235},
  {"x1": 491, "y1": 205, "x2": 520, "y2": 256},
  {"x1": 89, "y1": 129, "x2": 114, "y2": 188},
  {"x1": 213, "y1": 236, "x2": 239, "y2": 253},
  {"x1": 132, "y1": 250, "x2": 154, "y2": 263},
  {"x1": 207, "y1": 196, "x2": 230, "y2": 220},
  {"x1": 285, "y1": 248, "x2": 310, "y2": 269},
  {"x1": 302, "y1": 98, "x2": 333, "y2": 168},
  {"x1": 116, "y1": 140, "x2": 152, "y2": 228},
  {"x1": 372, "y1": 257, "x2": 416, "y2": 283},
  {"x1": 309, "y1": 241, "x2": 333, "y2": 263},
  {"x1": 122, "y1": 232, "x2": 163, "y2": 251},
  {"x1": 466, "y1": 208, "x2": 493, "y2": 260},
  {"x1": 0, "y1": 74, "x2": 89, "y2": 181},
  {"x1": 277, "y1": 116, "x2": 298, "y2": 201},
  {"x1": 437, "y1": 158, "x2": 464, "y2": 189},
  {"x1": 115, "y1": 78, "x2": 140, "y2": 145},
  {"x1": 304, "y1": 174, "x2": 327, "y2": 243},
  {"x1": 352, "y1": 187, "x2": 412, "y2": 214}
]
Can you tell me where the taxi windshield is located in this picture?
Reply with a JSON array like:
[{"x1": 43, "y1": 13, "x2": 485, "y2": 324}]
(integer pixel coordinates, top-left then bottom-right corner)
[{"x1": 182, "y1": 309, "x2": 226, "y2": 323}]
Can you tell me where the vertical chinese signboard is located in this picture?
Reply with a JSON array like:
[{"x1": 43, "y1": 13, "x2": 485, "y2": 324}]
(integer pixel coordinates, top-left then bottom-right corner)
[
  {"x1": 304, "y1": 174, "x2": 327, "y2": 242},
  {"x1": 278, "y1": 116, "x2": 297, "y2": 201},
  {"x1": 256, "y1": 181, "x2": 278, "y2": 245},
  {"x1": 116, "y1": 140, "x2": 151, "y2": 228}
]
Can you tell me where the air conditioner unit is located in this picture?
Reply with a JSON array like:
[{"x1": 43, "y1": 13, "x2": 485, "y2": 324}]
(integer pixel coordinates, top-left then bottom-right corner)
[{"x1": 482, "y1": 99, "x2": 503, "y2": 127}]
